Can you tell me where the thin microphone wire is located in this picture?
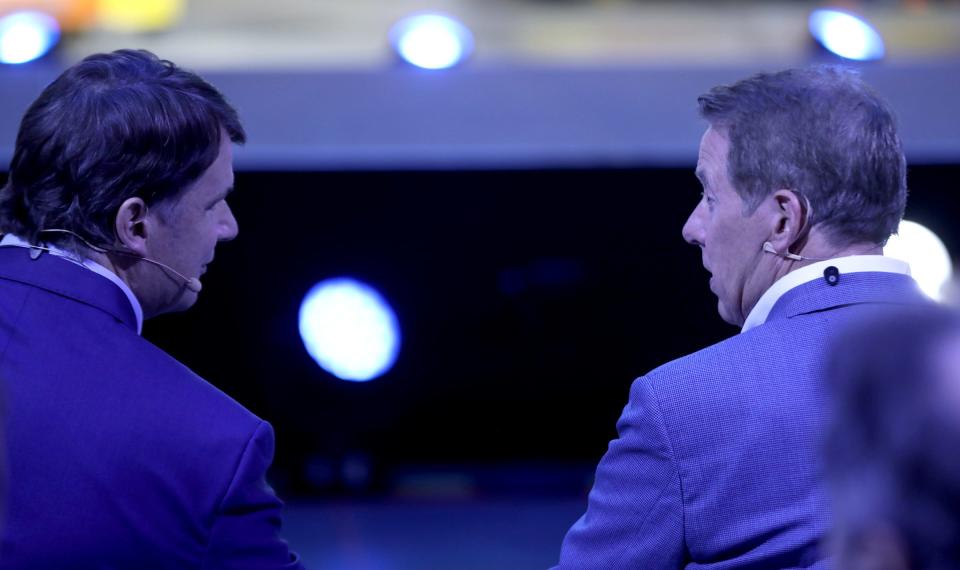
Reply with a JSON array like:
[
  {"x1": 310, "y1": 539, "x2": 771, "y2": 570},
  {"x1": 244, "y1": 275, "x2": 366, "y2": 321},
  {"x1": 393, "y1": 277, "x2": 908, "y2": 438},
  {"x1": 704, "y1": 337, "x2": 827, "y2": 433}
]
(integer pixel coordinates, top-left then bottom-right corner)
[
  {"x1": 762, "y1": 241, "x2": 831, "y2": 262},
  {"x1": 37, "y1": 228, "x2": 202, "y2": 292}
]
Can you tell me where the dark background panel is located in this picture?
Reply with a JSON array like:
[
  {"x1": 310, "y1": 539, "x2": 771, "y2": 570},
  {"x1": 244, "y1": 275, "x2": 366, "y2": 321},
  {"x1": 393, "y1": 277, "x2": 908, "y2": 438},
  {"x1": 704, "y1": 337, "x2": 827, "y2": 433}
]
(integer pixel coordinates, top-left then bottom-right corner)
[
  {"x1": 146, "y1": 168, "x2": 728, "y2": 495},
  {"x1": 3, "y1": 165, "x2": 958, "y2": 497}
]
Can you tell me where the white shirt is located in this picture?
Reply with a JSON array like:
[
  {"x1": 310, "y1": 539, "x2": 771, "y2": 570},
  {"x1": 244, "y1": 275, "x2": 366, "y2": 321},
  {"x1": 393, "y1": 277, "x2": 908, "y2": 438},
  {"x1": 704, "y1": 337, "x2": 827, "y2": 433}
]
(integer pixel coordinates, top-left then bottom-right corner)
[
  {"x1": 0, "y1": 233, "x2": 144, "y2": 335},
  {"x1": 741, "y1": 255, "x2": 912, "y2": 333}
]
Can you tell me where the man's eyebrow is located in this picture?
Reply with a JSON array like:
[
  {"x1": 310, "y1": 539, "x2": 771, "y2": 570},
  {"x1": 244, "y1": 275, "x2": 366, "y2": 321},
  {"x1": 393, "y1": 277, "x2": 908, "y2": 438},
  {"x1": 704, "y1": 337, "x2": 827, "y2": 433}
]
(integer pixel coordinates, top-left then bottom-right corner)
[{"x1": 695, "y1": 169, "x2": 707, "y2": 186}]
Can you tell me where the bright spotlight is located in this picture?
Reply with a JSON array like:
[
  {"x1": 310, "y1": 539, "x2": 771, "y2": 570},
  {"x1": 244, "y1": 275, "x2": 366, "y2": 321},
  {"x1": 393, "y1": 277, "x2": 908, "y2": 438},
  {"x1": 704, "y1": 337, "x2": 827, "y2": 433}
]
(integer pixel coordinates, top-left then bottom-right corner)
[
  {"x1": 298, "y1": 278, "x2": 401, "y2": 382},
  {"x1": 0, "y1": 10, "x2": 60, "y2": 65},
  {"x1": 809, "y1": 9, "x2": 885, "y2": 61},
  {"x1": 884, "y1": 220, "x2": 953, "y2": 301},
  {"x1": 389, "y1": 13, "x2": 473, "y2": 70}
]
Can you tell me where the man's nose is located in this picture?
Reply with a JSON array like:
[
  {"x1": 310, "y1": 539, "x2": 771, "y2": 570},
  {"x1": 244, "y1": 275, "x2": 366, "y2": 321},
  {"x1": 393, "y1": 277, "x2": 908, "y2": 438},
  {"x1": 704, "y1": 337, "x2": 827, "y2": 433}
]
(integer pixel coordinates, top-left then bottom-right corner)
[
  {"x1": 219, "y1": 204, "x2": 239, "y2": 242},
  {"x1": 682, "y1": 206, "x2": 704, "y2": 247}
]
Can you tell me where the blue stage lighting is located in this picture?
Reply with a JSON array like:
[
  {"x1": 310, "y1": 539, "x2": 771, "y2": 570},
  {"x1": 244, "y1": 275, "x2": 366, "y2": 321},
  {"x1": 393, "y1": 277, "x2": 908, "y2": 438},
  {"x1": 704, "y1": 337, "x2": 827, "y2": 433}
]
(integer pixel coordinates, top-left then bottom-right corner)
[
  {"x1": 808, "y1": 9, "x2": 884, "y2": 61},
  {"x1": 390, "y1": 13, "x2": 473, "y2": 70},
  {"x1": 298, "y1": 278, "x2": 401, "y2": 382},
  {"x1": 0, "y1": 11, "x2": 60, "y2": 65}
]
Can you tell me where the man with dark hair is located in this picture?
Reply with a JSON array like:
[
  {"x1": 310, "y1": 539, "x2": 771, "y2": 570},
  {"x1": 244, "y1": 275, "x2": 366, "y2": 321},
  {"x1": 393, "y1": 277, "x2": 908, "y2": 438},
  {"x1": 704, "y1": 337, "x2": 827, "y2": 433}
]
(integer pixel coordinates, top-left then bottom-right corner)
[
  {"x1": 554, "y1": 67, "x2": 926, "y2": 568},
  {"x1": 0, "y1": 50, "x2": 302, "y2": 567},
  {"x1": 826, "y1": 306, "x2": 960, "y2": 570}
]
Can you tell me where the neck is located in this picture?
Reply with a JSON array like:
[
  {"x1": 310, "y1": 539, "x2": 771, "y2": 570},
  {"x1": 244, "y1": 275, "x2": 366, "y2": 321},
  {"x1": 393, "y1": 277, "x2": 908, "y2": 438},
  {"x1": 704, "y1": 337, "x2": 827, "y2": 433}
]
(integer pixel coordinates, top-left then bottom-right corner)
[
  {"x1": 85, "y1": 249, "x2": 158, "y2": 316},
  {"x1": 737, "y1": 232, "x2": 883, "y2": 326},
  {"x1": 85, "y1": 249, "x2": 127, "y2": 282},
  {"x1": 774, "y1": 234, "x2": 883, "y2": 281}
]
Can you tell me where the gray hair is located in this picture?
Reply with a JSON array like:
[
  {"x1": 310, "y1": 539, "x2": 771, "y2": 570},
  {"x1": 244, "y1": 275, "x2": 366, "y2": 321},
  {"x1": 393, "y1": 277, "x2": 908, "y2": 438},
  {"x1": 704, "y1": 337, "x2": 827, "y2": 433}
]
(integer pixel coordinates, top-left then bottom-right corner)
[{"x1": 698, "y1": 66, "x2": 906, "y2": 246}]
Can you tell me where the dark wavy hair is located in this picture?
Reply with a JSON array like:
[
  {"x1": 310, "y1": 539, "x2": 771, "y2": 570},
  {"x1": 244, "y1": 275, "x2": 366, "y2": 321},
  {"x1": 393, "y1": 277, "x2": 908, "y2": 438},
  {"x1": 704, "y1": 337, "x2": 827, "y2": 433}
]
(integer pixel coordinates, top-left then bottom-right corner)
[
  {"x1": 698, "y1": 66, "x2": 906, "y2": 247},
  {"x1": 0, "y1": 49, "x2": 245, "y2": 247}
]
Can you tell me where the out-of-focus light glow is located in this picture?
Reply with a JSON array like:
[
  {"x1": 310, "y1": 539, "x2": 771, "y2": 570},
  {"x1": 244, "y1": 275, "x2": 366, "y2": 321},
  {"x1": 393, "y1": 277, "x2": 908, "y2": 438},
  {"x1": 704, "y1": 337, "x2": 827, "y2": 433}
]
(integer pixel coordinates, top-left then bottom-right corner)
[
  {"x1": 299, "y1": 277, "x2": 401, "y2": 382},
  {"x1": 885, "y1": 220, "x2": 952, "y2": 301},
  {"x1": 0, "y1": 11, "x2": 60, "y2": 65},
  {"x1": 98, "y1": 0, "x2": 185, "y2": 32},
  {"x1": 809, "y1": 9, "x2": 885, "y2": 61},
  {"x1": 390, "y1": 13, "x2": 473, "y2": 70},
  {"x1": 58, "y1": 0, "x2": 99, "y2": 32}
]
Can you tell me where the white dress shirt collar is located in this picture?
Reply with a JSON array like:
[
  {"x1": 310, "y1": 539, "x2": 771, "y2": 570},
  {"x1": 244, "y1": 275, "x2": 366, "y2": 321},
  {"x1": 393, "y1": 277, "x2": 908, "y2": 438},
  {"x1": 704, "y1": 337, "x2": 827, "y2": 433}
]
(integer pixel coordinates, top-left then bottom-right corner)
[
  {"x1": 741, "y1": 255, "x2": 912, "y2": 333},
  {"x1": 0, "y1": 233, "x2": 144, "y2": 335}
]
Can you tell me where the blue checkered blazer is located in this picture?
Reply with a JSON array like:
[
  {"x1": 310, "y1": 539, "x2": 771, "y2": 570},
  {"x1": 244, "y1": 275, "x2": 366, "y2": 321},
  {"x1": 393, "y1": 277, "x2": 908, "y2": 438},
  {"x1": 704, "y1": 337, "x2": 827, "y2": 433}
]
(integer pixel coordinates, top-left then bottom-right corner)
[{"x1": 555, "y1": 270, "x2": 925, "y2": 569}]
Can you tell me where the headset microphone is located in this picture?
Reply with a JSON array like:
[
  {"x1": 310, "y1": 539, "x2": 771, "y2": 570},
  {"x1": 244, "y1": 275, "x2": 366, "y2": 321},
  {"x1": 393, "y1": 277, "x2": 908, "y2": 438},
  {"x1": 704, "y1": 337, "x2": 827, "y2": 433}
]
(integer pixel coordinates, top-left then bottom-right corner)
[
  {"x1": 37, "y1": 229, "x2": 202, "y2": 293},
  {"x1": 762, "y1": 241, "x2": 829, "y2": 262},
  {"x1": 763, "y1": 241, "x2": 803, "y2": 261},
  {"x1": 136, "y1": 255, "x2": 203, "y2": 293}
]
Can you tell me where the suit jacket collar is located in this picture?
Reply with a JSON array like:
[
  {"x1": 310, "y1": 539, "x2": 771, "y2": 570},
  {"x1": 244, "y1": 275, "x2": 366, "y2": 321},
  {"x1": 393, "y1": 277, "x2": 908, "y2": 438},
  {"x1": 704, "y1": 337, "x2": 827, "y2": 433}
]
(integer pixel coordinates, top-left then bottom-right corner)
[
  {"x1": 0, "y1": 246, "x2": 139, "y2": 333},
  {"x1": 766, "y1": 270, "x2": 925, "y2": 326},
  {"x1": 742, "y1": 255, "x2": 913, "y2": 332}
]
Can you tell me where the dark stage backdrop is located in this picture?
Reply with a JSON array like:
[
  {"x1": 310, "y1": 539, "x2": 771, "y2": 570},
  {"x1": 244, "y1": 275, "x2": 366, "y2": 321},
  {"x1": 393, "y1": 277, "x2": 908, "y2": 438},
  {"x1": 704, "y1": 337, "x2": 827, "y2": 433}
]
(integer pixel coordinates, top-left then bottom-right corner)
[{"x1": 2, "y1": 166, "x2": 958, "y2": 498}]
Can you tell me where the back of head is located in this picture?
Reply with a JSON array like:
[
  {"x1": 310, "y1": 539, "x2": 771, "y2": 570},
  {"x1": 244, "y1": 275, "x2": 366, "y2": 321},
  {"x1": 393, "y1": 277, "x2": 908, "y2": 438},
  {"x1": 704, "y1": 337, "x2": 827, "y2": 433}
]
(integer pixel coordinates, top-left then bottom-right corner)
[
  {"x1": 0, "y1": 49, "x2": 245, "y2": 249},
  {"x1": 826, "y1": 306, "x2": 960, "y2": 570},
  {"x1": 698, "y1": 66, "x2": 906, "y2": 248}
]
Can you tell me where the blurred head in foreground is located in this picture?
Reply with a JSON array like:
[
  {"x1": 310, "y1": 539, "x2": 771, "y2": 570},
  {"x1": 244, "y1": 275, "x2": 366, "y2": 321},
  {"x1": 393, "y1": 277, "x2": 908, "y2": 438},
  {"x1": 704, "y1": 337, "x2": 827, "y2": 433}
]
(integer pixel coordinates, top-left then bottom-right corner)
[{"x1": 826, "y1": 305, "x2": 960, "y2": 570}]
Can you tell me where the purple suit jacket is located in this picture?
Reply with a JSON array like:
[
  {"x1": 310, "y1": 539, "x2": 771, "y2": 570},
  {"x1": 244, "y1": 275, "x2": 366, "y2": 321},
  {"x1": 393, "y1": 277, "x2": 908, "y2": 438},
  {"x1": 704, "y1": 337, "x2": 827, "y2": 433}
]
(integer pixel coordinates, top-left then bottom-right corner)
[
  {"x1": 0, "y1": 246, "x2": 302, "y2": 568},
  {"x1": 555, "y1": 270, "x2": 926, "y2": 569}
]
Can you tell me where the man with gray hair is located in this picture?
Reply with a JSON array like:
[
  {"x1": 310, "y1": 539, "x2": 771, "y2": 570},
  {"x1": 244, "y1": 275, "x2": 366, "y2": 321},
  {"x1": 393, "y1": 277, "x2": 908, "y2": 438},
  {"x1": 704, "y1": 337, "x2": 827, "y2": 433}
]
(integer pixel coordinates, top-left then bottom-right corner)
[{"x1": 554, "y1": 67, "x2": 926, "y2": 568}]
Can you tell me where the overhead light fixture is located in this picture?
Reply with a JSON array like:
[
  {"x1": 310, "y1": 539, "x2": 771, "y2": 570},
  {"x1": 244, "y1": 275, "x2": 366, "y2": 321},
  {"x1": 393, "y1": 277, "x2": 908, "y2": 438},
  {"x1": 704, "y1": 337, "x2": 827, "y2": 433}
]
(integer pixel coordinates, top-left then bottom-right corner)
[
  {"x1": 0, "y1": 10, "x2": 60, "y2": 65},
  {"x1": 389, "y1": 13, "x2": 474, "y2": 70},
  {"x1": 809, "y1": 8, "x2": 885, "y2": 61}
]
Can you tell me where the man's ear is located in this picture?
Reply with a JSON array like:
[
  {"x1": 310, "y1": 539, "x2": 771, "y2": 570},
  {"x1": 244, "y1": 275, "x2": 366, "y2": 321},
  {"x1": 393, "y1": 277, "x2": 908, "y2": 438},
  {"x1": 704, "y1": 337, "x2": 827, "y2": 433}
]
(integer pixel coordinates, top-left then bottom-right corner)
[
  {"x1": 114, "y1": 197, "x2": 149, "y2": 255},
  {"x1": 766, "y1": 189, "x2": 806, "y2": 251}
]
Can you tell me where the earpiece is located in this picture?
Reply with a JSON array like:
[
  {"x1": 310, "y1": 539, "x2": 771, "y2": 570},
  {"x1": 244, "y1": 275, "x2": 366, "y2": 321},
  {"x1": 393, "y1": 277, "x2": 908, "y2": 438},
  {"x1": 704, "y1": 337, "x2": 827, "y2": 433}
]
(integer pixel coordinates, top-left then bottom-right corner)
[{"x1": 763, "y1": 241, "x2": 807, "y2": 262}]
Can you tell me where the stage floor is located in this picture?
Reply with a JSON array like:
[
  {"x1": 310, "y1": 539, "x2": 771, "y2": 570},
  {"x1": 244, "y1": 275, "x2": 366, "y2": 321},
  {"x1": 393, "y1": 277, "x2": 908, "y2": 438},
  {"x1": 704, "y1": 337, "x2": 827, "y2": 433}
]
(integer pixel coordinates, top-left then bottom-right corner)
[{"x1": 283, "y1": 497, "x2": 584, "y2": 569}]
